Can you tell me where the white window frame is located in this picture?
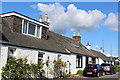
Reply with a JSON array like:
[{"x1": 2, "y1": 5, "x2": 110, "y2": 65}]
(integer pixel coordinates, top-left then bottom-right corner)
[
  {"x1": 8, "y1": 47, "x2": 16, "y2": 58},
  {"x1": 38, "y1": 52, "x2": 44, "y2": 62},
  {"x1": 22, "y1": 19, "x2": 42, "y2": 38}
]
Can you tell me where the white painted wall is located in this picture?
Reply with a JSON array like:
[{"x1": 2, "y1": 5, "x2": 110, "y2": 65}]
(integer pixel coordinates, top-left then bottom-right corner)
[
  {"x1": 42, "y1": 51, "x2": 70, "y2": 78},
  {"x1": 96, "y1": 58, "x2": 99, "y2": 64},
  {"x1": 0, "y1": 45, "x2": 8, "y2": 80},
  {"x1": 0, "y1": 44, "x2": 100, "y2": 79},
  {"x1": 69, "y1": 54, "x2": 76, "y2": 74},
  {"x1": 14, "y1": 48, "x2": 38, "y2": 64},
  {"x1": 99, "y1": 58, "x2": 104, "y2": 65}
]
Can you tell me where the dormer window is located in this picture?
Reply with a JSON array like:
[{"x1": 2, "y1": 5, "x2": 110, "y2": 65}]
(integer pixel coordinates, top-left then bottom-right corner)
[
  {"x1": 28, "y1": 23, "x2": 36, "y2": 35},
  {"x1": 22, "y1": 20, "x2": 42, "y2": 38},
  {"x1": 23, "y1": 20, "x2": 27, "y2": 34}
]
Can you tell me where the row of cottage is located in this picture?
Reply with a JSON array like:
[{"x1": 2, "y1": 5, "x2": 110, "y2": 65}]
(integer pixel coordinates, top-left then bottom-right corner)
[{"x1": 0, "y1": 11, "x2": 114, "y2": 78}]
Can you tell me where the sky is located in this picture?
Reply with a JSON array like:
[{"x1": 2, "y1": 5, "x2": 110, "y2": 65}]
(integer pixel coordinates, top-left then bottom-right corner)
[{"x1": 1, "y1": 2, "x2": 119, "y2": 57}]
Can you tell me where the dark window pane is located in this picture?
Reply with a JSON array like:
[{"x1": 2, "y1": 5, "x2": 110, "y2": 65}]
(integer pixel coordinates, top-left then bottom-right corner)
[
  {"x1": 38, "y1": 54, "x2": 43, "y2": 57},
  {"x1": 76, "y1": 55, "x2": 82, "y2": 68},
  {"x1": 28, "y1": 23, "x2": 36, "y2": 35},
  {"x1": 101, "y1": 64, "x2": 110, "y2": 66},
  {"x1": 23, "y1": 20, "x2": 27, "y2": 33},
  {"x1": 86, "y1": 64, "x2": 97, "y2": 69}
]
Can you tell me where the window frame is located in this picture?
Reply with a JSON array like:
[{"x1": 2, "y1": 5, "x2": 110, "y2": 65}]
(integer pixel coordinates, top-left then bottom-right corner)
[
  {"x1": 76, "y1": 55, "x2": 83, "y2": 68},
  {"x1": 8, "y1": 47, "x2": 16, "y2": 58},
  {"x1": 22, "y1": 19, "x2": 42, "y2": 38},
  {"x1": 38, "y1": 52, "x2": 44, "y2": 62}
]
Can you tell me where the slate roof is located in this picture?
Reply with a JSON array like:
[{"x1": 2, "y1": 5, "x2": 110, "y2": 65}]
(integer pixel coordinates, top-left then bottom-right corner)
[
  {"x1": 0, "y1": 12, "x2": 95, "y2": 57},
  {"x1": 91, "y1": 49, "x2": 111, "y2": 61},
  {"x1": 0, "y1": 18, "x2": 67, "y2": 53}
]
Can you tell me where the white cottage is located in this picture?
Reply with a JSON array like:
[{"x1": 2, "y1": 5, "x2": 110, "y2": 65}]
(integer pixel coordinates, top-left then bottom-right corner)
[{"x1": 0, "y1": 11, "x2": 111, "y2": 79}]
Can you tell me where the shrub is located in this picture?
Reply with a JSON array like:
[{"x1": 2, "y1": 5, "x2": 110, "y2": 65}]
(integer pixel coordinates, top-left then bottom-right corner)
[
  {"x1": 1, "y1": 57, "x2": 28, "y2": 79},
  {"x1": 1, "y1": 57, "x2": 44, "y2": 79},
  {"x1": 114, "y1": 64, "x2": 120, "y2": 72},
  {"x1": 53, "y1": 59, "x2": 67, "y2": 78},
  {"x1": 76, "y1": 70, "x2": 83, "y2": 76}
]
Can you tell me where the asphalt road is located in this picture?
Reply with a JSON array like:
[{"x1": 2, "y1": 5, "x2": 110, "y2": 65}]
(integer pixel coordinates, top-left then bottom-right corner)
[
  {"x1": 85, "y1": 72, "x2": 119, "y2": 80},
  {"x1": 99, "y1": 72, "x2": 119, "y2": 78},
  {"x1": 52, "y1": 72, "x2": 119, "y2": 80}
]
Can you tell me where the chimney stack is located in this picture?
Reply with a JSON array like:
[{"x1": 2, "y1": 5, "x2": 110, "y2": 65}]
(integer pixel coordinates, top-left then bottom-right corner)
[
  {"x1": 39, "y1": 15, "x2": 42, "y2": 22},
  {"x1": 44, "y1": 14, "x2": 48, "y2": 22},
  {"x1": 44, "y1": 14, "x2": 50, "y2": 30},
  {"x1": 72, "y1": 30, "x2": 81, "y2": 42},
  {"x1": 100, "y1": 48, "x2": 104, "y2": 53},
  {"x1": 86, "y1": 42, "x2": 91, "y2": 50}
]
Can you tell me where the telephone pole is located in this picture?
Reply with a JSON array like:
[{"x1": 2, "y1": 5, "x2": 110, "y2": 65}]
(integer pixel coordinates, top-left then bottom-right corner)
[
  {"x1": 110, "y1": 44, "x2": 112, "y2": 61},
  {"x1": 102, "y1": 40, "x2": 104, "y2": 50}
]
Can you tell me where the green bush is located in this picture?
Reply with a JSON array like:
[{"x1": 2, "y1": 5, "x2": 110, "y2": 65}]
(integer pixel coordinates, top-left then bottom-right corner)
[
  {"x1": 114, "y1": 64, "x2": 120, "y2": 72},
  {"x1": 1, "y1": 57, "x2": 44, "y2": 79},
  {"x1": 76, "y1": 70, "x2": 83, "y2": 76}
]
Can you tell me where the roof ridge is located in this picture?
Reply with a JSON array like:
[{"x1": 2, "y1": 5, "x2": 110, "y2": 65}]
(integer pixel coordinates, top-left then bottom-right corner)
[{"x1": 50, "y1": 31, "x2": 80, "y2": 42}]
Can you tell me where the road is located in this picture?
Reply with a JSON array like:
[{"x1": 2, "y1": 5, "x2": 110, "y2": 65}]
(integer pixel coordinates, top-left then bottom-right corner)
[
  {"x1": 85, "y1": 72, "x2": 119, "y2": 80},
  {"x1": 51, "y1": 72, "x2": 119, "y2": 80},
  {"x1": 99, "y1": 72, "x2": 119, "y2": 78}
]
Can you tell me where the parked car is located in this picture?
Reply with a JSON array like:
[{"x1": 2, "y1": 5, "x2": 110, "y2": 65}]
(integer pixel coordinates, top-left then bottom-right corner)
[
  {"x1": 101, "y1": 63, "x2": 116, "y2": 75},
  {"x1": 83, "y1": 64, "x2": 104, "y2": 77}
]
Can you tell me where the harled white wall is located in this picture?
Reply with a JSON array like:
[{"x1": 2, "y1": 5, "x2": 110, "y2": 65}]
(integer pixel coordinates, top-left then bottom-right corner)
[{"x1": 0, "y1": 45, "x2": 8, "y2": 80}]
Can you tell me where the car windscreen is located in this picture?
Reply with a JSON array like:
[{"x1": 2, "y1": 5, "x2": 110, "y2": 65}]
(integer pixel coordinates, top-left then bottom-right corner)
[
  {"x1": 101, "y1": 64, "x2": 110, "y2": 66},
  {"x1": 86, "y1": 64, "x2": 97, "y2": 69}
]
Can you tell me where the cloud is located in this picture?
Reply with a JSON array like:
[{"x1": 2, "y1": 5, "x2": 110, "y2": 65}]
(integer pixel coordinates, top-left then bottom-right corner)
[
  {"x1": 106, "y1": 53, "x2": 112, "y2": 57},
  {"x1": 30, "y1": 4, "x2": 37, "y2": 9},
  {"x1": 103, "y1": 13, "x2": 118, "y2": 31},
  {"x1": 36, "y1": 3, "x2": 106, "y2": 34},
  {"x1": 94, "y1": 45, "x2": 100, "y2": 49}
]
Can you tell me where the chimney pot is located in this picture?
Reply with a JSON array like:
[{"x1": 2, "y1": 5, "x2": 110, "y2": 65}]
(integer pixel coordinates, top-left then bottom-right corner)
[
  {"x1": 86, "y1": 42, "x2": 91, "y2": 50},
  {"x1": 44, "y1": 14, "x2": 48, "y2": 22},
  {"x1": 78, "y1": 30, "x2": 80, "y2": 36},
  {"x1": 99, "y1": 47, "x2": 104, "y2": 53},
  {"x1": 73, "y1": 32, "x2": 76, "y2": 36},
  {"x1": 39, "y1": 15, "x2": 42, "y2": 22}
]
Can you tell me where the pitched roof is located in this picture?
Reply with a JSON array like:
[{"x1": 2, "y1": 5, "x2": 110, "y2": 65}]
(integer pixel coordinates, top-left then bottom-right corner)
[
  {"x1": 49, "y1": 32, "x2": 95, "y2": 57},
  {"x1": 1, "y1": 18, "x2": 67, "y2": 53},
  {"x1": 0, "y1": 13, "x2": 95, "y2": 57},
  {"x1": 91, "y1": 49, "x2": 111, "y2": 61}
]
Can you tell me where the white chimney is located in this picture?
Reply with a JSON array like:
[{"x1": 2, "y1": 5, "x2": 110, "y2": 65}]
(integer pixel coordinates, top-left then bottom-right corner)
[
  {"x1": 86, "y1": 42, "x2": 91, "y2": 50},
  {"x1": 73, "y1": 32, "x2": 76, "y2": 36},
  {"x1": 44, "y1": 14, "x2": 48, "y2": 22},
  {"x1": 77, "y1": 30, "x2": 80, "y2": 36},
  {"x1": 39, "y1": 15, "x2": 42, "y2": 22},
  {"x1": 100, "y1": 48, "x2": 104, "y2": 53}
]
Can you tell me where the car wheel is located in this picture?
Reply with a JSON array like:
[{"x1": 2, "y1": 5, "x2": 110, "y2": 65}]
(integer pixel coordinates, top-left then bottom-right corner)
[
  {"x1": 113, "y1": 70, "x2": 116, "y2": 74},
  {"x1": 102, "y1": 72, "x2": 105, "y2": 76},
  {"x1": 97, "y1": 72, "x2": 100, "y2": 77},
  {"x1": 105, "y1": 72, "x2": 107, "y2": 75},
  {"x1": 110, "y1": 71, "x2": 113, "y2": 75}
]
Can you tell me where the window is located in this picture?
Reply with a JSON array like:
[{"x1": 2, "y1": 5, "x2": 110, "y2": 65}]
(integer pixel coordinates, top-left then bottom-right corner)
[
  {"x1": 38, "y1": 52, "x2": 44, "y2": 62},
  {"x1": 76, "y1": 55, "x2": 82, "y2": 68},
  {"x1": 37, "y1": 25, "x2": 40, "y2": 37},
  {"x1": 92, "y1": 58, "x2": 96, "y2": 63},
  {"x1": 23, "y1": 20, "x2": 27, "y2": 33},
  {"x1": 22, "y1": 20, "x2": 42, "y2": 38},
  {"x1": 86, "y1": 57, "x2": 88, "y2": 66},
  {"x1": 8, "y1": 47, "x2": 16, "y2": 58},
  {"x1": 57, "y1": 55, "x2": 61, "y2": 60},
  {"x1": 28, "y1": 23, "x2": 36, "y2": 35}
]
